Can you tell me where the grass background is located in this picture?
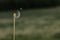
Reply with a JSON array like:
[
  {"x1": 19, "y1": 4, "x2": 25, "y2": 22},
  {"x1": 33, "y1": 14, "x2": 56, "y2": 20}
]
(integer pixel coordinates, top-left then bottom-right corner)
[{"x1": 0, "y1": 7, "x2": 60, "y2": 40}]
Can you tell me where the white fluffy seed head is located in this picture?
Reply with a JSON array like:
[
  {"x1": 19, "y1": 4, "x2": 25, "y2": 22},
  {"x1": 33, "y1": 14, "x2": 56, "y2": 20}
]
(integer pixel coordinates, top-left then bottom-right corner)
[
  {"x1": 13, "y1": 13, "x2": 16, "y2": 17},
  {"x1": 15, "y1": 10, "x2": 20, "y2": 19},
  {"x1": 13, "y1": 10, "x2": 20, "y2": 19}
]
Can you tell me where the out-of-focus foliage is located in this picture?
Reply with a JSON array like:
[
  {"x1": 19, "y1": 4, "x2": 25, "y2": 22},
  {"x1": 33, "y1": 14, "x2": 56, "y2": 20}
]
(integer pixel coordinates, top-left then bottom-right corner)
[{"x1": 0, "y1": 6, "x2": 60, "y2": 40}]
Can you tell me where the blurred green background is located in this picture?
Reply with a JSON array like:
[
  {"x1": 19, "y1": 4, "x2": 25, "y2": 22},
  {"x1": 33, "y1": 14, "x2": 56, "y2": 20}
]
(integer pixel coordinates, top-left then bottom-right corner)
[{"x1": 0, "y1": 0, "x2": 60, "y2": 40}]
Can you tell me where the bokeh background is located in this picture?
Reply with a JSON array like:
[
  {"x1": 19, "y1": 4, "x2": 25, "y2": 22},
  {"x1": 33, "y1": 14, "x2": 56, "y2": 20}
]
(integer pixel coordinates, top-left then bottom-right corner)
[{"x1": 0, "y1": 0, "x2": 60, "y2": 40}]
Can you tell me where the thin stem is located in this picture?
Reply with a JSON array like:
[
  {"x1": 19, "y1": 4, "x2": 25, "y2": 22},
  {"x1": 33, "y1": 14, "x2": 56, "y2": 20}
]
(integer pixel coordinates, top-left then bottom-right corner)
[{"x1": 13, "y1": 13, "x2": 16, "y2": 40}]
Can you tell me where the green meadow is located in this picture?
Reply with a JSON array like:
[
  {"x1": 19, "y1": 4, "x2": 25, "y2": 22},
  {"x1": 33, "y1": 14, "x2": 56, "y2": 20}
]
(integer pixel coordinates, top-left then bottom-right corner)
[{"x1": 0, "y1": 7, "x2": 60, "y2": 40}]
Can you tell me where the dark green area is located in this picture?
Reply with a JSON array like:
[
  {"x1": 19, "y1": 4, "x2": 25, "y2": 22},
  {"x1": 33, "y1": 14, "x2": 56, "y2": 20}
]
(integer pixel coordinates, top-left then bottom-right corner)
[
  {"x1": 1, "y1": 33, "x2": 60, "y2": 40},
  {"x1": 0, "y1": 0, "x2": 60, "y2": 10}
]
